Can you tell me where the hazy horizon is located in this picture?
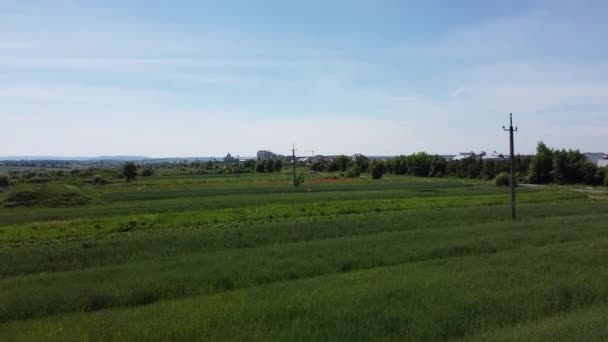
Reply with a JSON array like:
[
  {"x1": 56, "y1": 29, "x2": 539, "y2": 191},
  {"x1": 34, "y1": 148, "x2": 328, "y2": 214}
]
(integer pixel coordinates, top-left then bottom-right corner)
[{"x1": 2, "y1": 1, "x2": 607, "y2": 157}]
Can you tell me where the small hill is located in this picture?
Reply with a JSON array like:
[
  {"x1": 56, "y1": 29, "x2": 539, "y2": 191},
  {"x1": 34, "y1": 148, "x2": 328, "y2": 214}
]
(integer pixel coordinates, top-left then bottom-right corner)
[{"x1": 0, "y1": 184, "x2": 93, "y2": 208}]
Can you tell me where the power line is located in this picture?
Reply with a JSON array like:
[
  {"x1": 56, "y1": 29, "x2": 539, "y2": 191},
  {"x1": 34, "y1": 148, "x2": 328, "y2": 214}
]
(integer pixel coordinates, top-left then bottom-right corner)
[{"x1": 502, "y1": 113, "x2": 519, "y2": 220}]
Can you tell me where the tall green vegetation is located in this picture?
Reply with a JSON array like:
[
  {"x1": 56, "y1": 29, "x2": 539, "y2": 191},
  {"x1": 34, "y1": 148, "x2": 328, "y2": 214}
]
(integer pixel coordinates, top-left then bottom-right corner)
[
  {"x1": 494, "y1": 172, "x2": 516, "y2": 187},
  {"x1": 369, "y1": 160, "x2": 386, "y2": 179},
  {"x1": 254, "y1": 160, "x2": 283, "y2": 173},
  {"x1": 528, "y1": 142, "x2": 602, "y2": 185},
  {"x1": 141, "y1": 166, "x2": 154, "y2": 177},
  {"x1": 528, "y1": 142, "x2": 555, "y2": 184},
  {"x1": 0, "y1": 172, "x2": 607, "y2": 341},
  {"x1": 334, "y1": 155, "x2": 351, "y2": 172},
  {"x1": 386, "y1": 153, "x2": 447, "y2": 177},
  {"x1": 0, "y1": 175, "x2": 9, "y2": 187},
  {"x1": 122, "y1": 162, "x2": 138, "y2": 182}
]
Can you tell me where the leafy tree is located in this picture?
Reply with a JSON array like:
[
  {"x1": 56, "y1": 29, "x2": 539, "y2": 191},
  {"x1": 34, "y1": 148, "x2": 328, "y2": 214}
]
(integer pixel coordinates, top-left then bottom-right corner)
[
  {"x1": 386, "y1": 155, "x2": 408, "y2": 175},
  {"x1": 122, "y1": 162, "x2": 138, "y2": 182},
  {"x1": 0, "y1": 175, "x2": 9, "y2": 187},
  {"x1": 353, "y1": 154, "x2": 370, "y2": 173},
  {"x1": 344, "y1": 165, "x2": 361, "y2": 178},
  {"x1": 408, "y1": 152, "x2": 436, "y2": 176},
  {"x1": 528, "y1": 142, "x2": 554, "y2": 183},
  {"x1": 255, "y1": 161, "x2": 265, "y2": 173},
  {"x1": 551, "y1": 149, "x2": 600, "y2": 185},
  {"x1": 429, "y1": 155, "x2": 447, "y2": 177},
  {"x1": 334, "y1": 155, "x2": 351, "y2": 172},
  {"x1": 294, "y1": 172, "x2": 305, "y2": 187},
  {"x1": 310, "y1": 160, "x2": 325, "y2": 171},
  {"x1": 369, "y1": 160, "x2": 386, "y2": 179},
  {"x1": 480, "y1": 159, "x2": 496, "y2": 180},
  {"x1": 243, "y1": 160, "x2": 256, "y2": 171},
  {"x1": 273, "y1": 159, "x2": 283, "y2": 172},
  {"x1": 264, "y1": 160, "x2": 275, "y2": 173},
  {"x1": 141, "y1": 166, "x2": 154, "y2": 177}
]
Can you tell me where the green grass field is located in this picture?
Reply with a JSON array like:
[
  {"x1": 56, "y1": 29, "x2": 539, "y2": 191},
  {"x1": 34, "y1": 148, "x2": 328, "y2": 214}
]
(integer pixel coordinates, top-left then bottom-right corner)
[{"x1": 1, "y1": 171, "x2": 608, "y2": 341}]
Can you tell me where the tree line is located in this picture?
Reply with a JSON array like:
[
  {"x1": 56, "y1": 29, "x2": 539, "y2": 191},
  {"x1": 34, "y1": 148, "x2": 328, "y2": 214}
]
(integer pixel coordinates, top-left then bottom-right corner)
[{"x1": 307, "y1": 142, "x2": 607, "y2": 186}]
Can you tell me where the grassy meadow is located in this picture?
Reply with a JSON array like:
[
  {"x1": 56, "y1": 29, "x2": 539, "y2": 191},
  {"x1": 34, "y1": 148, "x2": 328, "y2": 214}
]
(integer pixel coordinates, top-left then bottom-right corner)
[{"x1": 1, "y1": 169, "x2": 608, "y2": 341}]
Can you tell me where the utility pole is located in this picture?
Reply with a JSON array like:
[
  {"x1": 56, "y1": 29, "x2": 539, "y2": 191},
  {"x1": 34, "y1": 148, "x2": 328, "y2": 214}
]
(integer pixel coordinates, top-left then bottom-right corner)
[
  {"x1": 503, "y1": 113, "x2": 518, "y2": 220},
  {"x1": 236, "y1": 154, "x2": 240, "y2": 178},
  {"x1": 291, "y1": 145, "x2": 297, "y2": 186}
]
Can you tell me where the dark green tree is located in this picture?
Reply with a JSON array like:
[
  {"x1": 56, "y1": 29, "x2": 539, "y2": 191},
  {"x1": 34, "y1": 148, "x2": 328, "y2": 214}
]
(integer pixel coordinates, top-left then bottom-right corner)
[
  {"x1": 344, "y1": 165, "x2": 360, "y2": 178},
  {"x1": 0, "y1": 175, "x2": 9, "y2": 187},
  {"x1": 273, "y1": 159, "x2": 283, "y2": 172},
  {"x1": 255, "y1": 161, "x2": 266, "y2": 173},
  {"x1": 326, "y1": 160, "x2": 339, "y2": 172},
  {"x1": 141, "y1": 166, "x2": 154, "y2": 177},
  {"x1": 353, "y1": 154, "x2": 370, "y2": 173},
  {"x1": 122, "y1": 162, "x2": 138, "y2": 182},
  {"x1": 528, "y1": 142, "x2": 554, "y2": 184},
  {"x1": 334, "y1": 155, "x2": 352, "y2": 172},
  {"x1": 369, "y1": 160, "x2": 386, "y2": 179},
  {"x1": 264, "y1": 160, "x2": 275, "y2": 173}
]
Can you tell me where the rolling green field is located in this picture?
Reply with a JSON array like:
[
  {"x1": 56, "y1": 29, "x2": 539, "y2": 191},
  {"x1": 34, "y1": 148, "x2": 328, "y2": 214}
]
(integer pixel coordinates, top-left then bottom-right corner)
[{"x1": 1, "y1": 171, "x2": 608, "y2": 341}]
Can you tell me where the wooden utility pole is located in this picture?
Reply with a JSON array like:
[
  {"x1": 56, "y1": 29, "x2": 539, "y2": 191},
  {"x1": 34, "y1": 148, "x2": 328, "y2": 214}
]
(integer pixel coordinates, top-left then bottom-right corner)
[
  {"x1": 291, "y1": 145, "x2": 296, "y2": 186},
  {"x1": 503, "y1": 113, "x2": 518, "y2": 220},
  {"x1": 237, "y1": 154, "x2": 240, "y2": 178}
]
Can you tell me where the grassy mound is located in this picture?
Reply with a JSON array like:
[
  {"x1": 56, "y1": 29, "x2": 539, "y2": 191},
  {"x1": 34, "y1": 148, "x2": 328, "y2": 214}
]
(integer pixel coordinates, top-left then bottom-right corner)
[{"x1": 0, "y1": 184, "x2": 92, "y2": 208}]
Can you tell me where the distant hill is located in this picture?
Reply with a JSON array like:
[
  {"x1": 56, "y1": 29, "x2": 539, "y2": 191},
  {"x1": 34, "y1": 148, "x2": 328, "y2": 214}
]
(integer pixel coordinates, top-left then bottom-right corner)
[{"x1": 0, "y1": 156, "x2": 150, "y2": 161}]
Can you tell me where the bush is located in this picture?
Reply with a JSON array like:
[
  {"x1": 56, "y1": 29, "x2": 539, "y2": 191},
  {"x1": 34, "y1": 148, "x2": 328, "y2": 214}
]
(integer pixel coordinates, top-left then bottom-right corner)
[
  {"x1": 369, "y1": 160, "x2": 386, "y2": 180},
  {"x1": 123, "y1": 162, "x2": 138, "y2": 182},
  {"x1": 141, "y1": 166, "x2": 154, "y2": 177},
  {"x1": 1, "y1": 184, "x2": 91, "y2": 208},
  {"x1": 264, "y1": 160, "x2": 275, "y2": 173},
  {"x1": 494, "y1": 172, "x2": 517, "y2": 187},
  {"x1": 255, "y1": 161, "x2": 265, "y2": 173},
  {"x1": 0, "y1": 175, "x2": 9, "y2": 187},
  {"x1": 294, "y1": 173, "x2": 305, "y2": 187},
  {"x1": 344, "y1": 165, "x2": 360, "y2": 178},
  {"x1": 92, "y1": 174, "x2": 107, "y2": 185}
]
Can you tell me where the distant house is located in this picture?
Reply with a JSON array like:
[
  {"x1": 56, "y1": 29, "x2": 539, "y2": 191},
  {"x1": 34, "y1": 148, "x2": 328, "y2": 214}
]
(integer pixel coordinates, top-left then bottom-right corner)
[
  {"x1": 311, "y1": 155, "x2": 332, "y2": 163},
  {"x1": 451, "y1": 152, "x2": 476, "y2": 161}
]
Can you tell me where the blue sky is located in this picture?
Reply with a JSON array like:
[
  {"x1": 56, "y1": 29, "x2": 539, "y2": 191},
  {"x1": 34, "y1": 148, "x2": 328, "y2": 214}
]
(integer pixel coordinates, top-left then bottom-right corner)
[{"x1": 1, "y1": 0, "x2": 607, "y2": 157}]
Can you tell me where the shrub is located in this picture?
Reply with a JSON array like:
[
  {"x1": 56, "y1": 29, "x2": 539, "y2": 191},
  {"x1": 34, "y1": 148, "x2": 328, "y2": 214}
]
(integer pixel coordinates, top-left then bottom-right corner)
[
  {"x1": 255, "y1": 161, "x2": 265, "y2": 173},
  {"x1": 294, "y1": 173, "x2": 305, "y2": 187},
  {"x1": 122, "y1": 162, "x2": 138, "y2": 182},
  {"x1": 344, "y1": 165, "x2": 360, "y2": 178},
  {"x1": 141, "y1": 166, "x2": 154, "y2": 177},
  {"x1": 0, "y1": 175, "x2": 9, "y2": 187},
  {"x1": 264, "y1": 160, "x2": 275, "y2": 173},
  {"x1": 92, "y1": 174, "x2": 107, "y2": 185},
  {"x1": 494, "y1": 172, "x2": 517, "y2": 187},
  {"x1": 0, "y1": 184, "x2": 91, "y2": 208},
  {"x1": 369, "y1": 160, "x2": 386, "y2": 180}
]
